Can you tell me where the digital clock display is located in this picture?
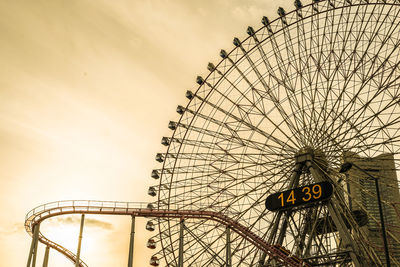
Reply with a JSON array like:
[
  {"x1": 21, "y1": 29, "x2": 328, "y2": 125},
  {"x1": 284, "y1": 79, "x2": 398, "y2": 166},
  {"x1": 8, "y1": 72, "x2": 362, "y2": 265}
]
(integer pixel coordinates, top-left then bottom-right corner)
[{"x1": 265, "y1": 181, "x2": 333, "y2": 212}]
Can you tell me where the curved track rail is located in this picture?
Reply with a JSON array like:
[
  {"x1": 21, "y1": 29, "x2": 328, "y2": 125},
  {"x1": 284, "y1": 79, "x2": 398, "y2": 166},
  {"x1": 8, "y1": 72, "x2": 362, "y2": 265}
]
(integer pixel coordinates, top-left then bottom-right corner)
[{"x1": 25, "y1": 200, "x2": 305, "y2": 266}]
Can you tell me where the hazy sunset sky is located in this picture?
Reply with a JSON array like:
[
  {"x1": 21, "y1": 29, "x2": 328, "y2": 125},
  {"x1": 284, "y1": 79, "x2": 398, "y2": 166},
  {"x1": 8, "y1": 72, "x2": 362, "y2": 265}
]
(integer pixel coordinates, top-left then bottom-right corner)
[{"x1": 0, "y1": 0, "x2": 292, "y2": 266}]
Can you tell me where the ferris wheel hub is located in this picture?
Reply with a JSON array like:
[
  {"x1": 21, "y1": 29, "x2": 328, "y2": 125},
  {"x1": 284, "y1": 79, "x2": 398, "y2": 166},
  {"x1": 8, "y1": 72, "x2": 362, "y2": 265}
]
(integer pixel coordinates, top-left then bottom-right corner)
[
  {"x1": 150, "y1": 0, "x2": 400, "y2": 265},
  {"x1": 295, "y1": 147, "x2": 329, "y2": 171},
  {"x1": 295, "y1": 147, "x2": 315, "y2": 164}
]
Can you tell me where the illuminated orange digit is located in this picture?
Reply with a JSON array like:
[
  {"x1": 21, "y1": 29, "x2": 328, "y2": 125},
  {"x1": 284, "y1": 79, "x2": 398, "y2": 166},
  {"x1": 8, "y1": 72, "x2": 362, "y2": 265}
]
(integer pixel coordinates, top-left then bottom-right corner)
[
  {"x1": 287, "y1": 190, "x2": 296, "y2": 204},
  {"x1": 302, "y1": 186, "x2": 312, "y2": 201},
  {"x1": 278, "y1": 193, "x2": 284, "y2": 207},
  {"x1": 312, "y1": 184, "x2": 322, "y2": 199}
]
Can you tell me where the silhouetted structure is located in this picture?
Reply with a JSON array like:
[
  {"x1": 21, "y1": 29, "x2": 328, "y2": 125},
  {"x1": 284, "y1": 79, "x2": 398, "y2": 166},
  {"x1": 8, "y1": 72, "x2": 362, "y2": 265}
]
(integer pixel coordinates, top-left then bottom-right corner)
[{"x1": 344, "y1": 152, "x2": 400, "y2": 265}]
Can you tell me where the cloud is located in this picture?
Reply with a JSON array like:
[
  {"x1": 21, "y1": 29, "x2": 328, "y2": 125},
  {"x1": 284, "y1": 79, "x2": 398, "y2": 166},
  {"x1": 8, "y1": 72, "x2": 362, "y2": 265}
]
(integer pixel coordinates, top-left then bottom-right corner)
[
  {"x1": 0, "y1": 216, "x2": 113, "y2": 236},
  {"x1": 54, "y1": 216, "x2": 113, "y2": 230},
  {"x1": 0, "y1": 223, "x2": 26, "y2": 235}
]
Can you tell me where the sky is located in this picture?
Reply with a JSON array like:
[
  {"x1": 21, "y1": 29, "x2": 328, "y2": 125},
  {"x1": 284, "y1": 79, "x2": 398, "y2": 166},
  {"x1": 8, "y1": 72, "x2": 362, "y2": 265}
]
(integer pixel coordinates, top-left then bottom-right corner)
[{"x1": 0, "y1": 0, "x2": 293, "y2": 266}]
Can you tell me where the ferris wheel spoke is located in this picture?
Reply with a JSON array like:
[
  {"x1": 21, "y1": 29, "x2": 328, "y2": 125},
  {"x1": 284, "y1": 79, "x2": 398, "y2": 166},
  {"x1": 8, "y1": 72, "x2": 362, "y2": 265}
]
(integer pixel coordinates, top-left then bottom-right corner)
[
  {"x1": 305, "y1": 1, "x2": 327, "y2": 142},
  {"x1": 229, "y1": 199, "x2": 277, "y2": 261},
  {"x1": 328, "y1": 100, "x2": 394, "y2": 151},
  {"x1": 351, "y1": 104, "x2": 400, "y2": 150},
  {"x1": 339, "y1": 3, "x2": 381, "y2": 77},
  {"x1": 194, "y1": 175, "x2": 287, "y2": 220},
  {"x1": 321, "y1": 59, "x2": 400, "y2": 151},
  {"x1": 275, "y1": 18, "x2": 299, "y2": 93},
  {"x1": 293, "y1": 15, "x2": 313, "y2": 143},
  {"x1": 163, "y1": 159, "x2": 294, "y2": 188},
  {"x1": 175, "y1": 163, "x2": 294, "y2": 213},
  {"x1": 317, "y1": 4, "x2": 348, "y2": 101},
  {"x1": 168, "y1": 154, "x2": 292, "y2": 188},
  {"x1": 324, "y1": 96, "x2": 396, "y2": 154},
  {"x1": 251, "y1": 22, "x2": 310, "y2": 145},
  {"x1": 169, "y1": 221, "x2": 217, "y2": 265},
  {"x1": 187, "y1": 207, "x2": 262, "y2": 266},
  {"x1": 262, "y1": 45, "x2": 310, "y2": 146},
  {"x1": 183, "y1": 223, "x2": 226, "y2": 265},
  {"x1": 330, "y1": 74, "x2": 400, "y2": 151},
  {"x1": 174, "y1": 121, "x2": 286, "y2": 155},
  {"x1": 295, "y1": 15, "x2": 331, "y2": 144},
  {"x1": 152, "y1": 1, "x2": 400, "y2": 266},
  {"x1": 162, "y1": 161, "x2": 294, "y2": 211},
  {"x1": 188, "y1": 91, "x2": 299, "y2": 152},
  {"x1": 211, "y1": 61, "x2": 270, "y2": 118},
  {"x1": 340, "y1": 4, "x2": 398, "y2": 86},
  {"x1": 241, "y1": 243, "x2": 262, "y2": 266},
  {"x1": 311, "y1": 3, "x2": 370, "y2": 135},
  {"x1": 265, "y1": 23, "x2": 296, "y2": 93},
  {"x1": 307, "y1": 2, "x2": 339, "y2": 138},
  {"x1": 164, "y1": 134, "x2": 287, "y2": 156},
  {"x1": 324, "y1": 3, "x2": 400, "y2": 129},
  {"x1": 221, "y1": 49, "x2": 305, "y2": 149},
  {"x1": 277, "y1": 19, "x2": 314, "y2": 146},
  {"x1": 339, "y1": 121, "x2": 400, "y2": 156}
]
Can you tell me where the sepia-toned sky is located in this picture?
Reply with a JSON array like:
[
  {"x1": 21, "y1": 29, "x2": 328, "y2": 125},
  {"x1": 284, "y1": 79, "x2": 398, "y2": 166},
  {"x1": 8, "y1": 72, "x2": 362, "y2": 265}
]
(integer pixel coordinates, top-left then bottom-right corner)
[{"x1": 0, "y1": 0, "x2": 292, "y2": 266}]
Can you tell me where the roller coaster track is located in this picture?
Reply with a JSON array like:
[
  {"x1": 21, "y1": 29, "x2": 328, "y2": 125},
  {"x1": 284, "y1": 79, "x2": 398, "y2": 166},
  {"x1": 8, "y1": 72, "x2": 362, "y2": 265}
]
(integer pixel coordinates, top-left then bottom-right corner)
[{"x1": 25, "y1": 200, "x2": 304, "y2": 267}]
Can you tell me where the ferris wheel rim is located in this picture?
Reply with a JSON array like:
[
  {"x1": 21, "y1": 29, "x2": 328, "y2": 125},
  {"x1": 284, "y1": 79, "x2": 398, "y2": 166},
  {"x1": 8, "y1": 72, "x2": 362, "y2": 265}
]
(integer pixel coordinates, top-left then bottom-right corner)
[{"x1": 149, "y1": 0, "x2": 400, "y2": 266}]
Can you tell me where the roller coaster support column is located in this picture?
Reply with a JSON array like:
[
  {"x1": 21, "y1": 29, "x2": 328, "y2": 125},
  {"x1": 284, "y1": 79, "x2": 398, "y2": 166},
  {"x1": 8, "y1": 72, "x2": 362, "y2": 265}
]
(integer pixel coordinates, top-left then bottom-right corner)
[
  {"x1": 226, "y1": 226, "x2": 231, "y2": 267},
  {"x1": 42, "y1": 246, "x2": 50, "y2": 267},
  {"x1": 128, "y1": 216, "x2": 135, "y2": 267},
  {"x1": 75, "y1": 214, "x2": 85, "y2": 267},
  {"x1": 178, "y1": 218, "x2": 184, "y2": 267},
  {"x1": 27, "y1": 223, "x2": 40, "y2": 267}
]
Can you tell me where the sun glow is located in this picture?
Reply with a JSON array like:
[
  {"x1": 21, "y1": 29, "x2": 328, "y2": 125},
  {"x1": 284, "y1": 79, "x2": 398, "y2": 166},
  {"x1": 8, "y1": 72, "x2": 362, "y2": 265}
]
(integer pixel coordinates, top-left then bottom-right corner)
[
  {"x1": 41, "y1": 215, "x2": 116, "y2": 266},
  {"x1": 1, "y1": 1, "x2": 290, "y2": 266}
]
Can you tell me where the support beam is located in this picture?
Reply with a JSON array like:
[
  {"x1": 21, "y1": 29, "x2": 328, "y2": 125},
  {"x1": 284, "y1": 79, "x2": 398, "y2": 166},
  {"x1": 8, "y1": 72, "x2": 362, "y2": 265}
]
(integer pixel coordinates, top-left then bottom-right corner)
[
  {"x1": 75, "y1": 214, "x2": 85, "y2": 267},
  {"x1": 32, "y1": 223, "x2": 40, "y2": 267},
  {"x1": 27, "y1": 223, "x2": 40, "y2": 267},
  {"x1": 128, "y1": 216, "x2": 135, "y2": 267},
  {"x1": 178, "y1": 218, "x2": 184, "y2": 267},
  {"x1": 275, "y1": 164, "x2": 303, "y2": 245},
  {"x1": 294, "y1": 208, "x2": 313, "y2": 256},
  {"x1": 42, "y1": 246, "x2": 50, "y2": 267},
  {"x1": 226, "y1": 226, "x2": 231, "y2": 267},
  {"x1": 303, "y1": 206, "x2": 320, "y2": 257},
  {"x1": 258, "y1": 163, "x2": 303, "y2": 266},
  {"x1": 306, "y1": 160, "x2": 364, "y2": 267}
]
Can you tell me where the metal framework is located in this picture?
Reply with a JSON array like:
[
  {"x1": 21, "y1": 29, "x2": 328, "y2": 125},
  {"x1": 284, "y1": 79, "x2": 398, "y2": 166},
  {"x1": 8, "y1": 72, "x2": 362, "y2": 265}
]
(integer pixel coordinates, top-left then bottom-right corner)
[
  {"x1": 24, "y1": 200, "x2": 303, "y2": 266},
  {"x1": 147, "y1": 0, "x2": 400, "y2": 265},
  {"x1": 25, "y1": 0, "x2": 400, "y2": 265}
]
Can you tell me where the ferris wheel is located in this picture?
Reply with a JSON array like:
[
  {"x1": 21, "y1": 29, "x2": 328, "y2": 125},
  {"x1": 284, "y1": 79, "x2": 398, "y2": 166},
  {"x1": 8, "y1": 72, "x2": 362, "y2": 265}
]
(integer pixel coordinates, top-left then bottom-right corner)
[{"x1": 146, "y1": 0, "x2": 400, "y2": 266}]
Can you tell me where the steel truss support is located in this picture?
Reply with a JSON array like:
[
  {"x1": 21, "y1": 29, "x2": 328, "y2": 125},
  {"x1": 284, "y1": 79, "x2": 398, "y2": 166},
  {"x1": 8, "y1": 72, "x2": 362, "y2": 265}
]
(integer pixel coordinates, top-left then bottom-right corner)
[
  {"x1": 128, "y1": 216, "x2": 135, "y2": 267},
  {"x1": 75, "y1": 214, "x2": 85, "y2": 267},
  {"x1": 226, "y1": 226, "x2": 231, "y2": 267},
  {"x1": 258, "y1": 148, "x2": 368, "y2": 267},
  {"x1": 306, "y1": 160, "x2": 365, "y2": 267},
  {"x1": 258, "y1": 163, "x2": 303, "y2": 267},
  {"x1": 178, "y1": 218, "x2": 184, "y2": 267},
  {"x1": 275, "y1": 163, "x2": 303, "y2": 245},
  {"x1": 27, "y1": 223, "x2": 40, "y2": 267},
  {"x1": 42, "y1": 246, "x2": 50, "y2": 267}
]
